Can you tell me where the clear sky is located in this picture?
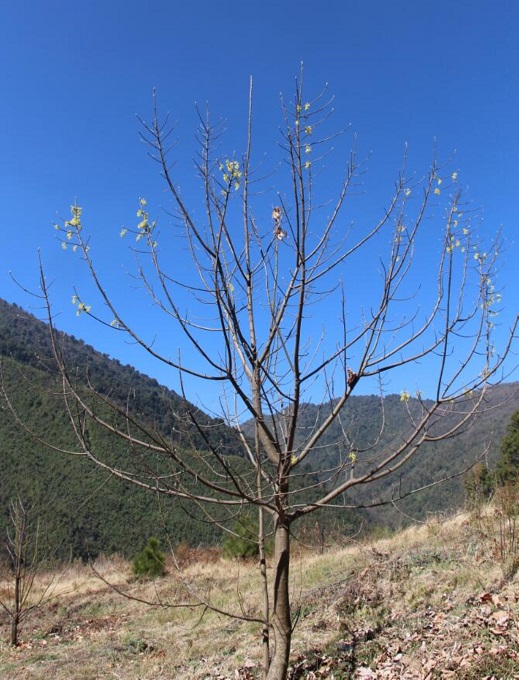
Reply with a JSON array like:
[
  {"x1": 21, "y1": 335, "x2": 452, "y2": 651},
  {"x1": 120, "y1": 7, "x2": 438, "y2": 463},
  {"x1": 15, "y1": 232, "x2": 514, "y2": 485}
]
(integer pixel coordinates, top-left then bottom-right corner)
[{"x1": 1, "y1": 0, "x2": 518, "y2": 410}]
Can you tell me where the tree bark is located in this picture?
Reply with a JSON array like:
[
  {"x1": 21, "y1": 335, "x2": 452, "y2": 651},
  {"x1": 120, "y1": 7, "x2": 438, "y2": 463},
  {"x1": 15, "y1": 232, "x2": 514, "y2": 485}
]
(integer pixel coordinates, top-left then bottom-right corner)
[
  {"x1": 10, "y1": 510, "x2": 23, "y2": 647},
  {"x1": 10, "y1": 612, "x2": 20, "y2": 647},
  {"x1": 267, "y1": 518, "x2": 291, "y2": 680}
]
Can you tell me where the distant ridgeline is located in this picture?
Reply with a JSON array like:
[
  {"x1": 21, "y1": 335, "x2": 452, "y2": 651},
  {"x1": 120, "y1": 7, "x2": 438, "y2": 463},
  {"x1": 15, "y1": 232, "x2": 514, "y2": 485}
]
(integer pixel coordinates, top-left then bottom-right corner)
[{"x1": 0, "y1": 298, "x2": 517, "y2": 560}]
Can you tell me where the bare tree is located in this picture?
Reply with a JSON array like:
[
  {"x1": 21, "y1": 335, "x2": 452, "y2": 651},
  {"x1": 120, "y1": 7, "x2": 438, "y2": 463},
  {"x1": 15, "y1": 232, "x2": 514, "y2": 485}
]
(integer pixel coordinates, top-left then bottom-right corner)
[
  {"x1": 15, "y1": 73, "x2": 518, "y2": 678},
  {"x1": 0, "y1": 498, "x2": 57, "y2": 646}
]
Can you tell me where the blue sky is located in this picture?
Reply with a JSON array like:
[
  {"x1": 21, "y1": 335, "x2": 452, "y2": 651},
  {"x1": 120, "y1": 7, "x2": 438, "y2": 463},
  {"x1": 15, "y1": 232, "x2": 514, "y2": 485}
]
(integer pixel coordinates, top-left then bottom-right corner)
[{"x1": 1, "y1": 1, "x2": 518, "y2": 409}]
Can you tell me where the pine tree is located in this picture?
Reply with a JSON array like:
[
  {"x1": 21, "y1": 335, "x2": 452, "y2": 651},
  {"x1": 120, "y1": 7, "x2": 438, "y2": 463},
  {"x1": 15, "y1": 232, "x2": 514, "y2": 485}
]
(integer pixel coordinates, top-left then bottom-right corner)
[{"x1": 132, "y1": 537, "x2": 166, "y2": 578}]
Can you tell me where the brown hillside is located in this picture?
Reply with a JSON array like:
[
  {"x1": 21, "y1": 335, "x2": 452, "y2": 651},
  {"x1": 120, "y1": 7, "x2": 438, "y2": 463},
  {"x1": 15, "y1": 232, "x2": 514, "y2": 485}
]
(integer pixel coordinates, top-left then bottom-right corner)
[{"x1": 1, "y1": 505, "x2": 518, "y2": 678}]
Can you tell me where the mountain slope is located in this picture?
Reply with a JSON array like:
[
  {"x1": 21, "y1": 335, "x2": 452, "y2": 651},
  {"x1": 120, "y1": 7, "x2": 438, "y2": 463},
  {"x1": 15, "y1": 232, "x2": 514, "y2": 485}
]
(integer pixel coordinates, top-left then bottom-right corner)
[
  {"x1": 0, "y1": 298, "x2": 517, "y2": 559},
  {"x1": 281, "y1": 385, "x2": 519, "y2": 527},
  {"x1": 0, "y1": 299, "x2": 246, "y2": 559},
  {"x1": 0, "y1": 300, "x2": 364, "y2": 559},
  {"x1": 0, "y1": 298, "x2": 238, "y2": 453}
]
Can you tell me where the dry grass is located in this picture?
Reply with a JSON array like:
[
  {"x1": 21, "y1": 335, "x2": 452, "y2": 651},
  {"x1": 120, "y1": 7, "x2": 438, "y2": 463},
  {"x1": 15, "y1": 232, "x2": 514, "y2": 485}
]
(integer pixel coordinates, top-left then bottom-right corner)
[{"x1": 1, "y1": 508, "x2": 519, "y2": 679}]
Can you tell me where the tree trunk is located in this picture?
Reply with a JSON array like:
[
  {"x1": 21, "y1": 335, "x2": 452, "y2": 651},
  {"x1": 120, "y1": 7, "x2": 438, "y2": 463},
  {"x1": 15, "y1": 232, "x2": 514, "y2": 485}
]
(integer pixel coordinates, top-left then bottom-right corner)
[
  {"x1": 10, "y1": 612, "x2": 20, "y2": 647},
  {"x1": 11, "y1": 554, "x2": 22, "y2": 646},
  {"x1": 258, "y1": 508, "x2": 270, "y2": 679},
  {"x1": 267, "y1": 519, "x2": 291, "y2": 680}
]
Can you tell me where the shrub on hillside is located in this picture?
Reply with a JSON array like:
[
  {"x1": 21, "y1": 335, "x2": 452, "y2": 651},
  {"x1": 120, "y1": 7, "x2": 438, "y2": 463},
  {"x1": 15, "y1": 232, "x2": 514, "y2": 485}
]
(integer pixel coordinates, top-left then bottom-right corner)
[
  {"x1": 464, "y1": 462, "x2": 495, "y2": 511},
  {"x1": 222, "y1": 516, "x2": 264, "y2": 560},
  {"x1": 132, "y1": 537, "x2": 166, "y2": 578}
]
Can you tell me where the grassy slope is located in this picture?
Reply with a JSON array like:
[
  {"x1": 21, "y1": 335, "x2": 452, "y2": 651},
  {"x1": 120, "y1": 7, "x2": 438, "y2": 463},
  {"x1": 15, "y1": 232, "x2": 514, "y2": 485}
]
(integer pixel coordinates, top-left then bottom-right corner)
[{"x1": 1, "y1": 506, "x2": 518, "y2": 679}]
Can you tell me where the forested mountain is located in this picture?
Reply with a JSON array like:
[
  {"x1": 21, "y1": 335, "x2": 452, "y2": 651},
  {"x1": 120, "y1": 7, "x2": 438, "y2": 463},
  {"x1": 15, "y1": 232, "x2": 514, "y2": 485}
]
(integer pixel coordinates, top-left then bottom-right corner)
[
  {"x1": 0, "y1": 298, "x2": 238, "y2": 454},
  {"x1": 0, "y1": 299, "x2": 363, "y2": 559},
  {"x1": 0, "y1": 298, "x2": 517, "y2": 561},
  {"x1": 0, "y1": 299, "x2": 246, "y2": 560},
  {"x1": 263, "y1": 386, "x2": 519, "y2": 527}
]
